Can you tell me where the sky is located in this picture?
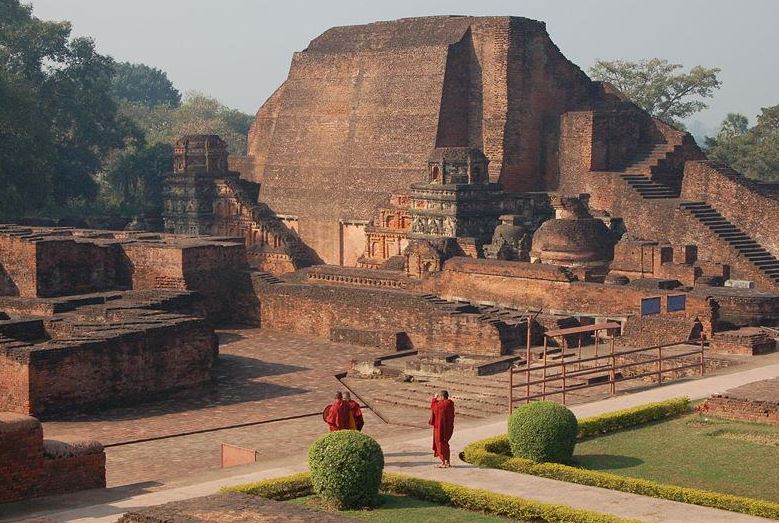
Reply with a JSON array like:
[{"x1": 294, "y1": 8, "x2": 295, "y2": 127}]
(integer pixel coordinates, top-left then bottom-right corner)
[{"x1": 30, "y1": 0, "x2": 779, "y2": 138}]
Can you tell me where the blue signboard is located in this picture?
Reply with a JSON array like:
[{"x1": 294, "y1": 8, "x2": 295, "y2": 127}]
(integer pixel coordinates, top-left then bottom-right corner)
[
  {"x1": 640, "y1": 297, "x2": 661, "y2": 316},
  {"x1": 667, "y1": 294, "x2": 686, "y2": 312}
]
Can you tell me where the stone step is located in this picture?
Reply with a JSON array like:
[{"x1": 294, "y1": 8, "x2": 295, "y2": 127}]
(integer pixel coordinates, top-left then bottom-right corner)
[
  {"x1": 372, "y1": 396, "x2": 493, "y2": 418},
  {"x1": 398, "y1": 385, "x2": 508, "y2": 410}
]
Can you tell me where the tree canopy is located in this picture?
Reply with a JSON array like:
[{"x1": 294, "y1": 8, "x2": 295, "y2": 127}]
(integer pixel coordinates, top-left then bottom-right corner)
[
  {"x1": 0, "y1": 0, "x2": 137, "y2": 218},
  {"x1": 705, "y1": 105, "x2": 779, "y2": 183},
  {"x1": 111, "y1": 61, "x2": 181, "y2": 107},
  {"x1": 589, "y1": 58, "x2": 721, "y2": 127},
  {"x1": 118, "y1": 92, "x2": 254, "y2": 155}
]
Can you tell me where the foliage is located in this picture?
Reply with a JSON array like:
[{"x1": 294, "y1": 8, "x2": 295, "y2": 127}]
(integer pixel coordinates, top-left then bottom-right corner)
[
  {"x1": 589, "y1": 59, "x2": 721, "y2": 126},
  {"x1": 103, "y1": 143, "x2": 173, "y2": 213},
  {"x1": 111, "y1": 61, "x2": 181, "y2": 107},
  {"x1": 308, "y1": 431, "x2": 384, "y2": 509},
  {"x1": 577, "y1": 397, "x2": 690, "y2": 439},
  {"x1": 0, "y1": 0, "x2": 137, "y2": 219},
  {"x1": 705, "y1": 105, "x2": 779, "y2": 182},
  {"x1": 507, "y1": 401, "x2": 577, "y2": 463},
  {"x1": 224, "y1": 472, "x2": 638, "y2": 523},
  {"x1": 463, "y1": 398, "x2": 779, "y2": 519},
  {"x1": 118, "y1": 91, "x2": 253, "y2": 155}
]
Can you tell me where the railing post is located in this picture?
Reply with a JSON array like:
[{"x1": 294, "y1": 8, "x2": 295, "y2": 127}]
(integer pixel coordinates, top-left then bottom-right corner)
[
  {"x1": 508, "y1": 365, "x2": 513, "y2": 413},
  {"x1": 594, "y1": 329, "x2": 600, "y2": 365},
  {"x1": 561, "y1": 339, "x2": 567, "y2": 405},
  {"x1": 657, "y1": 345, "x2": 663, "y2": 384},
  {"x1": 542, "y1": 336, "x2": 548, "y2": 400},
  {"x1": 526, "y1": 317, "x2": 532, "y2": 403},
  {"x1": 609, "y1": 332, "x2": 616, "y2": 395}
]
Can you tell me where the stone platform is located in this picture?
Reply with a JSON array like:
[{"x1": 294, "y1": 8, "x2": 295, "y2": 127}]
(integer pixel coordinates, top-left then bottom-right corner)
[{"x1": 705, "y1": 377, "x2": 779, "y2": 425}]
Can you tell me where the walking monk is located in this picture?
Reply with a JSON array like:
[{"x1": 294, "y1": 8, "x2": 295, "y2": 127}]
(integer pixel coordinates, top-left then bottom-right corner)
[
  {"x1": 343, "y1": 391, "x2": 364, "y2": 431},
  {"x1": 429, "y1": 390, "x2": 455, "y2": 468},
  {"x1": 324, "y1": 392, "x2": 352, "y2": 431}
]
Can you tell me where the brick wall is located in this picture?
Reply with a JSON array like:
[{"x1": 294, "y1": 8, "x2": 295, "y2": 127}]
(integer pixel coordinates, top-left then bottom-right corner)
[
  {"x1": 0, "y1": 234, "x2": 37, "y2": 296},
  {"x1": 0, "y1": 412, "x2": 43, "y2": 503},
  {"x1": 2, "y1": 319, "x2": 218, "y2": 417},
  {"x1": 704, "y1": 396, "x2": 779, "y2": 425},
  {"x1": 0, "y1": 413, "x2": 106, "y2": 504},
  {"x1": 256, "y1": 281, "x2": 513, "y2": 356},
  {"x1": 681, "y1": 161, "x2": 779, "y2": 258}
]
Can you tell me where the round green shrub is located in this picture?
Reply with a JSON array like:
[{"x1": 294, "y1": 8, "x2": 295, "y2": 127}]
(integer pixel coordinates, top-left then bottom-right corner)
[
  {"x1": 508, "y1": 401, "x2": 578, "y2": 463},
  {"x1": 308, "y1": 430, "x2": 384, "y2": 509}
]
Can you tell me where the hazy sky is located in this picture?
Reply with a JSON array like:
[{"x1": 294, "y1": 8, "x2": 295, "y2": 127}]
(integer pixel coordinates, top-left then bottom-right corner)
[{"x1": 30, "y1": 0, "x2": 779, "y2": 137}]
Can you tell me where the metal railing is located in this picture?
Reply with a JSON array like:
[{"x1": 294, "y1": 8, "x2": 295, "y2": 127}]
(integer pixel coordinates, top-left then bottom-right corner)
[{"x1": 507, "y1": 338, "x2": 705, "y2": 411}]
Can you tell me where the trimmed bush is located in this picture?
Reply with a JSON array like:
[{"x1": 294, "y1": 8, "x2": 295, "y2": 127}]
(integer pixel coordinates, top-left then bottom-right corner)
[
  {"x1": 307, "y1": 430, "x2": 384, "y2": 509},
  {"x1": 508, "y1": 401, "x2": 577, "y2": 463},
  {"x1": 578, "y1": 397, "x2": 690, "y2": 439},
  {"x1": 224, "y1": 472, "x2": 638, "y2": 523}
]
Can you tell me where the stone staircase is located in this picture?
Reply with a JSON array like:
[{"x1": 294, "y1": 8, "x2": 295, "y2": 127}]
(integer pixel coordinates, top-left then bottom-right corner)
[
  {"x1": 254, "y1": 271, "x2": 284, "y2": 285},
  {"x1": 368, "y1": 375, "x2": 512, "y2": 419},
  {"x1": 679, "y1": 202, "x2": 779, "y2": 284},
  {"x1": 618, "y1": 143, "x2": 682, "y2": 199}
]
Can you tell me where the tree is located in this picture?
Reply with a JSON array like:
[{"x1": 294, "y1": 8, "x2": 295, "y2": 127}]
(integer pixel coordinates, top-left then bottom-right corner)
[
  {"x1": 705, "y1": 105, "x2": 779, "y2": 183},
  {"x1": 118, "y1": 91, "x2": 253, "y2": 155},
  {"x1": 589, "y1": 59, "x2": 721, "y2": 126},
  {"x1": 111, "y1": 61, "x2": 181, "y2": 107},
  {"x1": 103, "y1": 143, "x2": 173, "y2": 213},
  {"x1": 0, "y1": 0, "x2": 136, "y2": 218}
]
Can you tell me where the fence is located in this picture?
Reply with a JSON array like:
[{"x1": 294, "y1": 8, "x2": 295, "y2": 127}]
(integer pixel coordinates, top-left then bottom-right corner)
[{"x1": 507, "y1": 336, "x2": 705, "y2": 411}]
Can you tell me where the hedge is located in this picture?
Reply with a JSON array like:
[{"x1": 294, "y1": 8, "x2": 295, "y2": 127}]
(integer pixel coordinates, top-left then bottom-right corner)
[
  {"x1": 577, "y1": 397, "x2": 690, "y2": 439},
  {"x1": 461, "y1": 397, "x2": 779, "y2": 520},
  {"x1": 224, "y1": 472, "x2": 638, "y2": 523}
]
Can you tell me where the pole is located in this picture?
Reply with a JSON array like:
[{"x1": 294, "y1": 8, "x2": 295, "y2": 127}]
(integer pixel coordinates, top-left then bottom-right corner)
[
  {"x1": 594, "y1": 329, "x2": 600, "y2": 365},
  {"x1": 609, "y1": 331, "x2": 616, "y2": 395},
  {"x1": 561, "y1": 337, "x2": 567, "y2": 405},
  {"x1": 577, "y1": 333, "x2": 582, "y2": 371},
  {"x1": 542, "y1": 336, "x2": 548, "y2": 400},
  {"x1": 526, "y1": 316, "x2": 532, "y2": 403},
  {"x1": 508, "y1": 365, "x2": 513, "y2": 413},
  {"x1": 657, "y1": 345, "x2": 663, "y2": 383},
  {"x1": 700, "y1": 337, "x2": 705, "y2": 376}
]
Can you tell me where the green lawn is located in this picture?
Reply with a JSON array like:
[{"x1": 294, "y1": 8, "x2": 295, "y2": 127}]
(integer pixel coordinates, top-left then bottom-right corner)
[
  {"x1": 574, "y1": 413, "x2": 779, "y2": 502},
  {"x1": 289, "y1": 494, "x2": 513, "y2": 522}
]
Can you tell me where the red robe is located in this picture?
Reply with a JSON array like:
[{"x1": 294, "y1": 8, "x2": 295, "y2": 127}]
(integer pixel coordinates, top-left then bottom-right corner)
[
  {"x1": 429, "y1": 397, "x2": 455, "y2": 462},
  {"x1": 324, "y1": 399, "x2": 351, "y2": 431},
  {"x1": 346, "y1": 399, "x2": 364, "y2": 431}
]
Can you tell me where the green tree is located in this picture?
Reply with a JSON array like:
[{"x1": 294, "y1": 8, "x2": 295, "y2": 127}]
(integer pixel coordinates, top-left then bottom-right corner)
[
  {"x1": 103, "y1": 143, "x2": 173, "y2": 213},
  {"x1": 706, "y1": 105, "x2": 779, "y2": 182},
  {"x1": 589, "y1": 59, "x2": 721, "y2": 127},
  {"x1": 119, "y1": 91, "x2": 253, "y2": 155},
  {"x1": 111, "y1": 61, "x2": 181, "y2": 107},
  {"x1": 0, "y1": 0, "x2": 136, "y2": 218}
]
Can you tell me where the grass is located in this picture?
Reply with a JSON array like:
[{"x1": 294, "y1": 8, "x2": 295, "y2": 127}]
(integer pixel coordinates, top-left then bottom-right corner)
[
  {"x1": 290, "y1": 494, "x2": 514, "y2": 522},
  {"x1": 574, "y1": 413, "x2": 779, "y2": 502}
]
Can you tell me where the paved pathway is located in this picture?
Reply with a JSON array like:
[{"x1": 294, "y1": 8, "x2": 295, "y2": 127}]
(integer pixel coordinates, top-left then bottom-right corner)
[{"x1": 4, "y1": 361, "x2": 777, "y2": 523}]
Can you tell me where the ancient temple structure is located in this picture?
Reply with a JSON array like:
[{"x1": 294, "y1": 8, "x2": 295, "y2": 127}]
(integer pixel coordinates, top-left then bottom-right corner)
[
  {"x1": 163, "y1": 135, "x2": 319, "y2": 274},
  {"x1": 228, "y1": 15, "x2": 779, "y2": 290}
]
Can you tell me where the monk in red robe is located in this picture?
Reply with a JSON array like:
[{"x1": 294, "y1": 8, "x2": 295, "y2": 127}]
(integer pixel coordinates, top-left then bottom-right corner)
[
  {"x1": 343, "y1": 392, "x2": 364, "y2": 431},
  {"x1": 429, "y1": 390, "x2": 455, "y2": 467},
  {"x1": 324, "y1": 392, "x2": 352, "y2": 431}
]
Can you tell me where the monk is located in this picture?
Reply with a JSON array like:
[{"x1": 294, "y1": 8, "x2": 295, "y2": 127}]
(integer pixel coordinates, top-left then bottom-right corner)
[
  {"x1": 324, "y1": 392, "x2": 352, "y2": 431},
  {"x1": 429, "y1": 390, "x2": 455, "y2": 468},
  {"x1": 343, "y1": 391, "x2": 364, "y2": 431}
]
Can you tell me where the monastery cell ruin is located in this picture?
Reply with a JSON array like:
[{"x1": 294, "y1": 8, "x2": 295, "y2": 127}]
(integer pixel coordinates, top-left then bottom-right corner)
[{"x1": 1, "y1": 15, "x2": 779, "y2": 506}]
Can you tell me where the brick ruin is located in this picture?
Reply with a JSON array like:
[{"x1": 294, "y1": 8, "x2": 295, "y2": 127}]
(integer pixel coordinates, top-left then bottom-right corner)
[
  {"x1": 2, "y1": 14, "x2": 779, "y2": 504},
  {"x1": 0, "y1": 412, "x2": 105, "y2": 504}
]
